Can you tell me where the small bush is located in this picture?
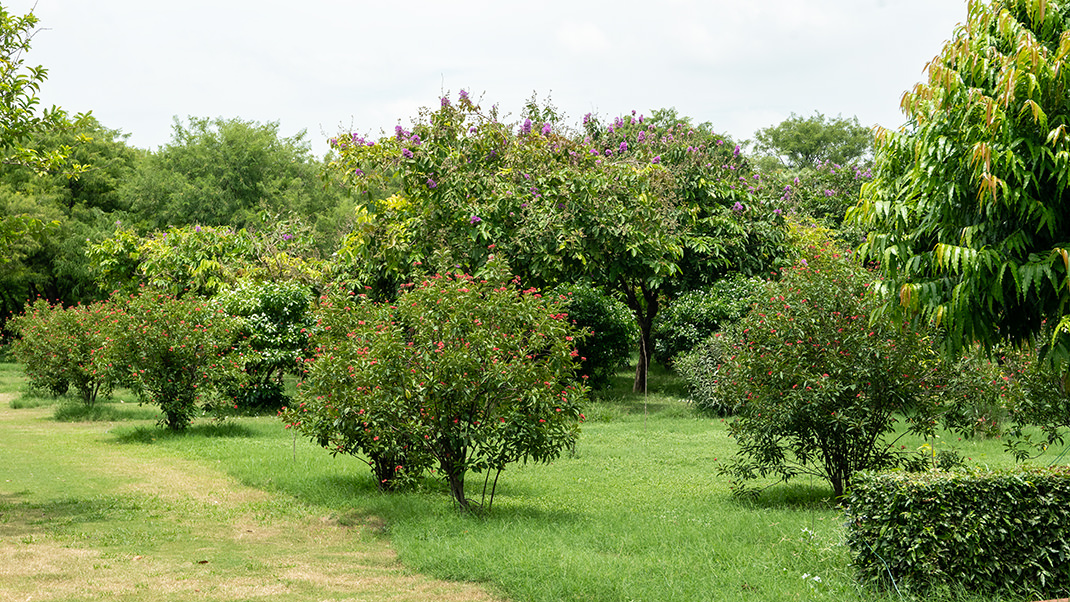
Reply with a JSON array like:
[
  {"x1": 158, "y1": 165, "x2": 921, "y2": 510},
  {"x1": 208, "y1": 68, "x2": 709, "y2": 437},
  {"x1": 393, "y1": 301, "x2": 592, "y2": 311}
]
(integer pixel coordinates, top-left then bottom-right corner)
[
  {"x1": 846, "y1": 466, "x2": 1070, "y2": 598},
  {"x1": 552, "y1": 282, "x2": 635, "y2": 389},
  {"x1": 653, "y1": 276, "x2": 762, "y2": 367},
  {"x1": 9, "y1": 299, "x2": 125, "y2": 405}
]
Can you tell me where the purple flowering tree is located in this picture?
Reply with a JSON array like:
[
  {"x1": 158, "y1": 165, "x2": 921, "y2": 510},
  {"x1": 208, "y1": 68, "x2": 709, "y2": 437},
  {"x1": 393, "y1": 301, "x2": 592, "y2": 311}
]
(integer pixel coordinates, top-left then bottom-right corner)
[{"x1": 328, "y1": 94, "x2": 788, "y2": 392}]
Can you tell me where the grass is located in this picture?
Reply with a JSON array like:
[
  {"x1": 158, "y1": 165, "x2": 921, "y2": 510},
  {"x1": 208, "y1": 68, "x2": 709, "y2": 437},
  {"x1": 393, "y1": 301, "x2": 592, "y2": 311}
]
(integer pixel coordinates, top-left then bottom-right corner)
[{"x1": 0, "y1": 360, "x2": 1059, "y2": 601}]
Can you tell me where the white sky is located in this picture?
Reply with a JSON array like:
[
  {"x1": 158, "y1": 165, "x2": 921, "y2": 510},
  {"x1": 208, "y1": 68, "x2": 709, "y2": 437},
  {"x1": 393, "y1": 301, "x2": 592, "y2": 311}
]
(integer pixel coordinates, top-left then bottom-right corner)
[{"x1": 10, "y1": 0, "x2": 969, "y2": 158}]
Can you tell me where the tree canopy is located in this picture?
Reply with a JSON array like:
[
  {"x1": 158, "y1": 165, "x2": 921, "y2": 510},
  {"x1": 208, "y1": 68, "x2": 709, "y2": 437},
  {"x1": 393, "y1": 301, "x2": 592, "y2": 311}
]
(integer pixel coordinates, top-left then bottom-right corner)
[
  {"x1": 752, "y1": 111, "x2": 872, "y2": 169},
  {"x1": 850, "y1": 0, "x2": 1070, "y2": 369},
  {"x1": 328, "y1": 93, "x2": 788, "y2": 391}
]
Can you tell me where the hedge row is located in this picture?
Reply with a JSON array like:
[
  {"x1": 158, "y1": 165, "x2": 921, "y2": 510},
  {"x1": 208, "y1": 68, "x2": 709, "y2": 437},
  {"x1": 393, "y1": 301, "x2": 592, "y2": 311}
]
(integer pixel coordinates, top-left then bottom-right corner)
[{"x1": 845, "y1": 466, "x2": 1070, "y2": 598}]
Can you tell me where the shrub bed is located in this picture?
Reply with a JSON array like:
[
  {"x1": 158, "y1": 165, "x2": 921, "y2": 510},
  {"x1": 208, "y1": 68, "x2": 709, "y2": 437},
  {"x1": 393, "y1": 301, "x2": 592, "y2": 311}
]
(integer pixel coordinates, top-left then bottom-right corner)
[{"x1": 845, "y1": 466, "x2": 1070, "y2": 598}]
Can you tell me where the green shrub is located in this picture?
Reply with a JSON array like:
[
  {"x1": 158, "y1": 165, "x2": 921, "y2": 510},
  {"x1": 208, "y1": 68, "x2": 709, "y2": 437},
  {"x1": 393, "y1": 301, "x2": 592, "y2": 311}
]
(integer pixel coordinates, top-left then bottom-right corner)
[
  {"x1": 283, "y1": 257, "x2": 589, "y2": 511},
  {"x1": 552, "y1": 282, "x2": 635, "y2": 389},
  {"x1": 689, "y1": 229, "x2": 937, "y2": 498},
  {"x1": 653, "y1": 276, "x2": 762, "y2": 367},
  {"x1": 113, "y1": 291, "x2": 246, "y2": 430},
  {"x1": 846, "y1": 466, "x2": 1070, "y2": 598},
  {"x1": 9, "y1": 299, "x2": 124, "y2": 405},
  {"x1": 215, "y1": 280, "x2": 312, "y2": 411}
]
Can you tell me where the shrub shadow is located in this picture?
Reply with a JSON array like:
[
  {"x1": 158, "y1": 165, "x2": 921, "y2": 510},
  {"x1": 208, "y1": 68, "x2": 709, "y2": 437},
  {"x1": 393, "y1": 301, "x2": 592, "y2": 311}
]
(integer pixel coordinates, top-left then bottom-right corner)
[{"x1": 111, "y1": 421, "x2": 257, "y2": 445}]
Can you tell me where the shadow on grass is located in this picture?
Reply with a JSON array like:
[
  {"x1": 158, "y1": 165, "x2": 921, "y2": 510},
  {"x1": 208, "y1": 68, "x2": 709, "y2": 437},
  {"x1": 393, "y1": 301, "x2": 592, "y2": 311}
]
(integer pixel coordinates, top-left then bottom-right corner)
[
  {"x1": 53, "y1": 400, "x2": 159, "y2": 422},
  {"x1": 112, "y1": 421, "x2": 257, "y2": 444},
  {"x1": 0, "y1": 493, "x2": 143, "y2": 537},
  {"x1": 738, "y1": 482, "x2": 839, "y2": 511}
]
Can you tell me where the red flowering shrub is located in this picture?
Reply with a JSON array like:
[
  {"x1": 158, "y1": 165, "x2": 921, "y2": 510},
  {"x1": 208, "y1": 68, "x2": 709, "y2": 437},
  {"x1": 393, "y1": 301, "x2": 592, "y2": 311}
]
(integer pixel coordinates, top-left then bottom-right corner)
[
  {"x1": 10, "y1": 298, "x2": 125, "y2": 405},
  {"x1": 282, "y1": 256, "x2": 588, "y2": 511},
  {"x1": 687, "y1": 228, "x2": 937, "y2": 498}
]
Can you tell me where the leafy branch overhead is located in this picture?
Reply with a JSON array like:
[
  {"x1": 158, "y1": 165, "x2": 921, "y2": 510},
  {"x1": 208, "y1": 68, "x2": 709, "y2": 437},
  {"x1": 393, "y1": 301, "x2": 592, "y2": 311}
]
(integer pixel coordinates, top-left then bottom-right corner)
[{"x1": 850, "y1": 0, "x2": 1070, "y2": 369}]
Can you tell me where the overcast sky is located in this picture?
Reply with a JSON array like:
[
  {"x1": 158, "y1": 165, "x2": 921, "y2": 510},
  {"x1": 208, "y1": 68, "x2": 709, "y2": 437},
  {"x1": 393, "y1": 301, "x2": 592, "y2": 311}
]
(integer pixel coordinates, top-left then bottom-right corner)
[{"x1": 10, "y1": 0, "x2": 968, "y2": 158}]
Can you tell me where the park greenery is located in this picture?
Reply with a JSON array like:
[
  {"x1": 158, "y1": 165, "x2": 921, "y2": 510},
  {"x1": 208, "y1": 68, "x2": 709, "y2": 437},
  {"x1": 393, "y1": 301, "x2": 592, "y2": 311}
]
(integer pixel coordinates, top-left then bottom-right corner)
[{"x1": 4, "y1": 0, "x2": 1070, "y2": 599}]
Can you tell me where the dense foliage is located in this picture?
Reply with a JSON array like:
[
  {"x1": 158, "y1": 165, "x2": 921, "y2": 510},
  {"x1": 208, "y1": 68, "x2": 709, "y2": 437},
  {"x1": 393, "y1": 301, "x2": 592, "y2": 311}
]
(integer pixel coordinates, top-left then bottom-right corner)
[
  {"x1": 8, "y1": 298, "x2": 122, "y2": 403},
  {"x1": 850, "y1": 0, "x2": 1070, "y2": 369},
  {"x1": 847, "y1": 466, "x2": 1070, "y2": 598},
  {"x1": 688, "y1": 229, "x2": 936, "y2": 497},
  {"x1": 752, "y1": 112, "x2": 872, "y2": 169},
  {"x1": 113, "y1": 291, "x2": 245, "y2": 429},
  {"x1": 653, "y1": 275, "x2": 762, "y2": 367},
  {"x1": 551, "y1": 282, "x2": 636, "y2": 389},
  {"x1": 282, "y1": 257, "x2": 588, "y2": 511}
]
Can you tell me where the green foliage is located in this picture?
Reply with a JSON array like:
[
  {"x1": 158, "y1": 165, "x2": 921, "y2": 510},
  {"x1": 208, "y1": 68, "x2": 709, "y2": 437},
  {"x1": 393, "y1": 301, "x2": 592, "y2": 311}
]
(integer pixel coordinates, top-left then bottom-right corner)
[
  {"x1": 0, "y1": 6, "x2": 86, "y2": 175},
  {"x1": 691, "y1": 228, "x2": 937, "y2": 497},
  {"x1": 846, "y1": 466, "x2": 1070, "y2": 598},
  {"x1": 215, "y1": 279, "x2": 312, "y2": 411},
  {"x1": 112, "y1": 291, "x2": 245, "y2": 430},
  {"x1": 653, "y1": 275, "x2": 763, "y2": 367},
  {"x1": 8, "y1": 298, "x2": 123, "y2": 405},
  {"x1": 775, "y1": 160, "x2": 873, "y2": 235},
  {"x1": 850, "y1": 0, "x2": 1070, "y2": 370},
  {"x1": 752, "y1": 112, "x2": 872, "y2": 169},
  {"x1": 282, "y1": 257, "x2": 588, "y2": 511},
  {"x1": 123, "y1": 117, "x2": 340, "y2": 231},
  {"x1": 551, "y1": 282, "x2": 636, "y2": 389},
  {"x1": 88, "y1": 221, "x2": 326, "y2": 297}
]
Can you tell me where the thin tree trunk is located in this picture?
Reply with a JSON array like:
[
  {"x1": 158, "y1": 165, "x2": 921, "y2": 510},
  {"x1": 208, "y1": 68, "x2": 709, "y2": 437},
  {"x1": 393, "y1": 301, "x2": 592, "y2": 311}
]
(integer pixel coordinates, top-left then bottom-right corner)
[{"x1": 621, "y1": 279, "x2": 659, "y2": 394}]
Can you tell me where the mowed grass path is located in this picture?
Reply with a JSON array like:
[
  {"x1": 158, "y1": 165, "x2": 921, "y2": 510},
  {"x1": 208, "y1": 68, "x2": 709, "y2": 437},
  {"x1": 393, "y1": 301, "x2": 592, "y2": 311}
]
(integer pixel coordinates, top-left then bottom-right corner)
[{"x1": 0, "y1": 388, "x2": 504, "y2": 602}]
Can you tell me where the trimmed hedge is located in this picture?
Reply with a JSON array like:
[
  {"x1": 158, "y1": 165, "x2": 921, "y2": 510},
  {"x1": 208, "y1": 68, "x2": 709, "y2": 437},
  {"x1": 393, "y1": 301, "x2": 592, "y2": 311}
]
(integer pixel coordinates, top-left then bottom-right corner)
[{"x1": 845, "y1": 466, "x2": 1070, "y2": 598}]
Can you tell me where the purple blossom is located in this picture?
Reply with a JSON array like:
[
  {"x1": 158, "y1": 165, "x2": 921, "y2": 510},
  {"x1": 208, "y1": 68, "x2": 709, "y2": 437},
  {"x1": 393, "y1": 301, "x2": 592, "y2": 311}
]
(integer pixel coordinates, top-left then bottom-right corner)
[
  {"x1": 195, "y1": 225, "x2": 202, "y2": 233},
  {"x1": 774, "y1": 208, "x2": 782, "y2": 215},
  {"x1": 583, "y1": 112, "x2": 592, "y2": 125},
  {"x1": 354, "y1": 168, "x2": 364, "y2": 177},
  {"x1": 732, "y1": 202, "x2": 744, "y2": 212},
  {"x1": 589, "y1": 148, "x2": 599, "y2": 156},
  {"x1": 329, "y1": 138, "x2": 337, "y2": 147},
  {"x1": 395, "y1": 125, "x2": 407, "y2": 140},
  {"x1": 459, "y1": 89, "x2": 469, "y2": 101},
  {"x1": 652, "y1": 155, "x2": 661, "y2": 164},
  {"x1": 426, "y1": 177, "x2": 437, "y2": 189},
  {"x1": 469, "y1": 215, "x2": 482, "y2": 224},
  {"x1": 542, "y1": 122, "x2": 552, "y2": 136},
  {"x1": 637, "y1": 131, "x2": 646, "y2": 142},
  {"x1": 733, "y1": 145, "x2": 741, "y2": 157},
  {"x1": 522, "y1": 118, "x2": 532, "y2": 135},
  {"x1": 824, "y1": 189, "x2": 835, "y2": 197},
  {"x1": 282, "y1": 233, "x2": 294, "y2": 241},
  {"x1": 469, "y1": 126, "x2": 478, "y2": 134},
  {"x1": 411, "y1": 134, "x2": 421, "y2": 146},
  {"x1": 402, "y1": 148, "x2": 414, "y2": 159},
  {"x1": 717, "y1": 139, "x2": 724, "y2": 146},
  {"x1": 441, "y1": 96, "x2": 450, "y2": 108},
  {"x1": 604, "y1": 149, "x2": 613, "y2": 157},
  {"x1": 619, "y1": 141, "x2": 628, "y2": 153}
]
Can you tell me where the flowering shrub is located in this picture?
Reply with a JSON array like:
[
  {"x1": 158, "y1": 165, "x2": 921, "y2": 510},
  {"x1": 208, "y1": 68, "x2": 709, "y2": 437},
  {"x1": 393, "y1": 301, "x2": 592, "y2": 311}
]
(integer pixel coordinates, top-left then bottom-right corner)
[
  {"x1": 688, "y1": 228, "x2": 936, "y2": 498},
  {"x1": 282, "y1": 257, "x2": 588, "y2": 510},
  {"x1": 113, "y1": 291, "x2": 245, "y2": 429},
  {"x1": 9, "y1": 298, "x2": 124, "y2": 404}
]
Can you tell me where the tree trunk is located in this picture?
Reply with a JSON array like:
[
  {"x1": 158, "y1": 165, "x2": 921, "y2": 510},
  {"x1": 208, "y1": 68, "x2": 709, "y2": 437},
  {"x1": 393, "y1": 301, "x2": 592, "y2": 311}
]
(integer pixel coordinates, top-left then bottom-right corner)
[{"x1": 621, "y1": 279, "x2": 659, "y2": 394}]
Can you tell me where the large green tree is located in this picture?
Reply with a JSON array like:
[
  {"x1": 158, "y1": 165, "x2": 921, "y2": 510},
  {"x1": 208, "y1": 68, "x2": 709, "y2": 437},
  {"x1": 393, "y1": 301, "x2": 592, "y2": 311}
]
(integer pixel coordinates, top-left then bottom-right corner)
[
  {"x1": 850, "y1": 0, "x2": 1070, "y2": 370},
  {"x1": 123, "y1": 117, "x2": 343, "y2": 234},
  {"x1": 329, "y1": 94, "x2": 787, "y2": 392},
  {"x1": 752, "y1": 111, "x2": 872, "y2": 169}
]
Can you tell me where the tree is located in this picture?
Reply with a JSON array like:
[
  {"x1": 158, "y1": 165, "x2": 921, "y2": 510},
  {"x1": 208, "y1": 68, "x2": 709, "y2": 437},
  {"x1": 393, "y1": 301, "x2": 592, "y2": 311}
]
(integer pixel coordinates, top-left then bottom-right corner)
[
  {"x1": 752, "y1": 112, "x2": 872, "y2": 169},
  {"x1": 329, "y1": 93, "x2": 788, "y2": 392},
  {"x1": 283, "y1": 257, "x2": 587, "y2": 511},
  {"x1": 123, "y1": 117, "x2": 343, "y2": 234},
  {"x1": 850, "y1": 0, "x2": 1070, "y2": 370}
]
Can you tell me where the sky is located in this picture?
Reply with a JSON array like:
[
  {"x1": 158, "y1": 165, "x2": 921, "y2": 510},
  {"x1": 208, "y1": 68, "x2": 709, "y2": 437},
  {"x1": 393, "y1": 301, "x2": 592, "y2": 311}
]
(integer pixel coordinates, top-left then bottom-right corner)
[{"x1": 9, "y1": 0, "x2": 970, "y2": 158}]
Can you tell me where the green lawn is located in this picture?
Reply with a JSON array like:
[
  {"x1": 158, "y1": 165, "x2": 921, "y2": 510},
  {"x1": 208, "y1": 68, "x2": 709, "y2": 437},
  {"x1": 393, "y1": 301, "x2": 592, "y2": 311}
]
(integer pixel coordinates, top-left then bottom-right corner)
[{"x1": 1, "y1": 362, "x2": 1052, "y2": 601}]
